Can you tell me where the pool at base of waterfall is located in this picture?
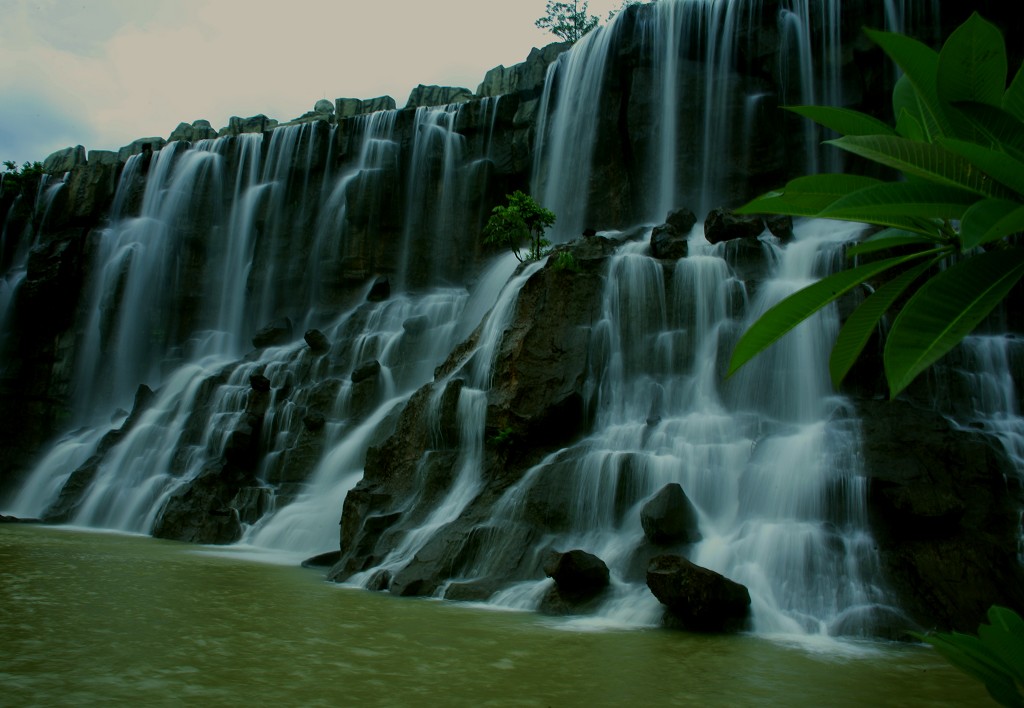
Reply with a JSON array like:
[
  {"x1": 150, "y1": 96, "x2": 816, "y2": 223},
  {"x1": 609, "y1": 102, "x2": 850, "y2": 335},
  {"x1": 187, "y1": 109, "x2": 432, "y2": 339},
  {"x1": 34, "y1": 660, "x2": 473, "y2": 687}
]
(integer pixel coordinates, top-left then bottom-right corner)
[{"x1": 0, "y1": 525, "x2": 991, "y2": 706}]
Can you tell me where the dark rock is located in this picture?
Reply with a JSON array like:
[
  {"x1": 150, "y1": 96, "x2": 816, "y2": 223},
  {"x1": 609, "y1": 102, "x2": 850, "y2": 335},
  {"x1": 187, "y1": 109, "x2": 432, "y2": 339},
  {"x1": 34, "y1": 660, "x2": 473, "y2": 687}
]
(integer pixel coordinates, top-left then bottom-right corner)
[
  {"x1": 117, "y1": 137, "x2": 166, "y2": 163},
  {"x1": 704, "y1": 207, "x2": 765, "y2": 244},
  {"x1": 302, "y1": 550, "x2": 342, "y2": 568},
  {"x1": 367, "y1": 276, "x2": 390, "y2": 302},
  {"x1": 665, "y1": 207, "x2": 698, "y2": 234},
  {"x1": 367, "y1": 569, "x2": 393, "y2": 591},
  {"x1": 252, "y1": 318, "x2": 293, "y2": 348},
  {"x1": 477, "y1": 41, "x2": 570, "y2": 97},
  {"x1": 404, "y1": 85, "x2": 473, "y2": 109},
  {"x1": 304, "y1": 329, "x2": 331, "y2": 353},
  {"x1": 640, "y1": 483, "x2": 702, "y2": 545},
  {"x1": 249, "y1": 374, "x2": 271, "y2": 392},
  {"x1": 651, "y1": 223, "x2": 689, "y2": 260},
  {"x1": 764, "y1": 214, "x2": 793, "y2": 241},
  {"x1": 402, "y1": 315, "x2": 429, "y2": 336},
  {"x1": 543, "y1": 549, "x2": 610, "y2": 602},
  {"x1": 42, "y1": 145, "x2": 87, "y2": 174},
  {"x1": 0, "y1": 515, "x2": 42, "y2": 523},
  {"x1": 303, "y1": 411, "x2": 326, "y2": 431},
  {"x1": 152, "y1": 464, "x2": 244, "y2": 544},
  {"x1": 858, "y1": 399, "x2": 1024, "y2": 632},
  {"x1": 646, "y1": 554, "x2": 751, "y2": 632},
  {"x1": 351, "y1": 360, "x2": 381, "y2": 384}
]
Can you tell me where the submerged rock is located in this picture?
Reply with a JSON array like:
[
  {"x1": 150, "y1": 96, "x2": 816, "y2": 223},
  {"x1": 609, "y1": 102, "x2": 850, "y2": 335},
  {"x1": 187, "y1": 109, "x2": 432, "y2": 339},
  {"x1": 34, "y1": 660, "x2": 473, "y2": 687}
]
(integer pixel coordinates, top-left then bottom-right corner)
[{"x1": 646, "y1": 555, "x2": 751, "y2": 632}]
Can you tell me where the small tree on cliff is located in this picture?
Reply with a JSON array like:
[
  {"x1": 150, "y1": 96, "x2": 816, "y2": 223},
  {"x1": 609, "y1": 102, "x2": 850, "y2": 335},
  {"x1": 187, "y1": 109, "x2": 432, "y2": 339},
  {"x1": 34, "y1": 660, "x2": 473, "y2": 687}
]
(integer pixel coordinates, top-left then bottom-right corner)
[
  {"x1": 535, "y1": 1, "x2": 599, "y2": 43},
  {"x1": 484, "y1": 191, "x2": 556, "y2": 262}
]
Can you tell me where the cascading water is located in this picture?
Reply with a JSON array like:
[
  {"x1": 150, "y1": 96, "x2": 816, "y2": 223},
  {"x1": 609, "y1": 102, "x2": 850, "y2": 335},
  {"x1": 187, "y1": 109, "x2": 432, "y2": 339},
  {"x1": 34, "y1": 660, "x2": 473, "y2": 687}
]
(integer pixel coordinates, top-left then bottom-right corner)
[{"x1": 3, "y1": 0, "x2": 1006, "y2": 640}]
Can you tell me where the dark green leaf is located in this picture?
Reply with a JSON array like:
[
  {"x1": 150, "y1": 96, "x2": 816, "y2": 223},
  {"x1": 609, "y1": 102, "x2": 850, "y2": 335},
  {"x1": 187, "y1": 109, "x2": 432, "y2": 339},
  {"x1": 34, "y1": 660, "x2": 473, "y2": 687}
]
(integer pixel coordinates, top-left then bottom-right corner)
[
  {"x1": 885, "y1": 248, "x2": 1024, "y2": 397},
  {"x1": 727, "y1": 250, "x2": 940, "y2": 377},
  {"x1": 829, "y1": 258, "x2": 938, "y2": 388},
  {"x1": 978, "y1": 606, "x2": 1024, "y2": 688},
  {"x1": 937, "y1": 12, "x2": 1007, "y2": 108},
  {"x1": 893, "y1": 75, "x2": 927, "y2": 140},
  {"x1": 827, "y1": 135, "x2": 1014, "y2": 198},
  {"x1": 735, "y1": 174, "x2": 882, "y2": 217},
  {"x1": 950, "y1": 102, "x2": 1024, "y2": 161},
  {"x1": 785, "y1": 105, "x2": 896, "y2": 137},
  {"x1": 846, "y1": 228, "x2": 941, "y2": 256},
  {"x1": 938, "y1": 138, "x2": 1024, "y2": 196},
  {"x1": 866, "y1": 28, "x2": 953, "y2": 139},
  {"x1": 922, "y1": 632, "x2": 1024, "y2": 708},
  {"x1": 896, "y1": 109, "x2": 926, "y2": 142},
  {"x1": 821, "y1": 181, "x2": 977, "y2": 223},
  {"x1": 960, "y1": 199, "x2": 1024, "y2": 250},
  {"x1": 1004, "y1": 65, "x2": 1024, "y2": 123}
]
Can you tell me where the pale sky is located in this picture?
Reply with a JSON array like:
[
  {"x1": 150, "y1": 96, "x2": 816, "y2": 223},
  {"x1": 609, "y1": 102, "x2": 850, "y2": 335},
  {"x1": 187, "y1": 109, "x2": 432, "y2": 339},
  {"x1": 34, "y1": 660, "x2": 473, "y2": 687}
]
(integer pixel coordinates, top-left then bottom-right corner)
[{"x1": 0, "y1": 0, "x2": 624, "y2": 167}]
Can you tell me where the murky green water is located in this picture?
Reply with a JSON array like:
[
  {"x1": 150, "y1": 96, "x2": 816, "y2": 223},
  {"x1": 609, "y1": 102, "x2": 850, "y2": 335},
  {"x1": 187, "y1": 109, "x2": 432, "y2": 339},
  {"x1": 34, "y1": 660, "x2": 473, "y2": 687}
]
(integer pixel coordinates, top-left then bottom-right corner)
[{"x1": 0, "y1": 525, "x2": 992, "y2": 706}]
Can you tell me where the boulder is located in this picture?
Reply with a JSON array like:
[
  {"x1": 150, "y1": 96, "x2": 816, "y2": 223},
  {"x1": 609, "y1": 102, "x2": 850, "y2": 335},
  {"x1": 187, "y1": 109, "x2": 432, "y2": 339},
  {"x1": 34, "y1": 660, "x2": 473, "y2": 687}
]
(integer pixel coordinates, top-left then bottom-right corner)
[
  {"x1": 117, "y1": 137, "x2": 166, "y2": 163},
  {"x1": 218, "y1": 114, "x2": 278, "y2": 137},
  {"x1": 314, "y1": 99, "x2": 335, "y2": 115},
  {"x1": 640, "y1": 483, "x2": 701, "y2": 544},
  {"x1": 251, "y1": 318, "x2": 293, "y2": 348},
  {"x1": 86, "y1": 150, "x2": 119, "y2": 167},
  {"x1": 351, "y1": 360, "x2": 381, "y2": 384},
  {"x1": 703, "y1": 207, "x2": 765, "y2": 244},
  {"x1": 42, "y1": 145, "x2": 87, "y2": 174},
  {"x1": 477, "y1": 42, "x2": 571, "y2": 97},
  {"x1": 543, "y1": 549, "x2": 610, "y2": 602},
  {"x1": 302, "y1": 550, "x2": 341, "y2": 568},
  {"x1": 304, "y1": 328, "x2": 331, "y2": 353},
  {"x1": 152, "y1": 464, "x2": 243, "y2": 544},
  {"x1": 764, "y1": 214, "x2": 793, "y2": 241},
  {"x1": 651, "y1": 222, "x2": 689, "y2": 260},
  {"x1": 404, "y1": 85, "x2": 474, "y2": 109},
  {"x1": 336, "y1": 96, "x2": 397, "y2": 118},
  {"x1": 646, "y1": 554, "x2": 751, "y2": 632}
]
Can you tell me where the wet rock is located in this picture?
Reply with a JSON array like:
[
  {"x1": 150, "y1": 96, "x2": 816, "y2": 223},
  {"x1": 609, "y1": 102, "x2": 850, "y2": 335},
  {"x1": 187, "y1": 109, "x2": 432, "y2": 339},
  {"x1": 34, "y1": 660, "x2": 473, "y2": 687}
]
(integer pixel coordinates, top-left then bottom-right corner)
[
  {"x1": 646, "y1": 554, "x2": 751, "y2": 632},
  {"x1": 249, "y1": 374, "x2": 271, "y2": 392},
  {"x1": 704, "y1": 207, "x2": 765, "y2": 244},
  {"x1": 0, "y1": 515, "x2": 42, "y2": 523},
  {"x1": 640, "y1": 483, "x2": 701, "y2": 545},
  {"x1": 302, "y1": 411, "x2": 326, "y2": 431},
  {"x1": 302, "y1": 550, "x2": 342, "y2": 569},
  {"x1": 304, "y1": 328, "x2": 331, "y2": 354},
  {"x1": 351, "y1": 360, "x2": 381, "y2": 384},
  {"x1": 152, "y1": 464, "x2": 243, "y2": 544},
  {"x1": 858, "y1": 399, "x2": 1024, "y2": 632},
  {"x1": 651, "y1": 223, "x2": 689, "y2": 260},
  {"x1": 251, "y1": 318, "x2": 293, "y2": 348},
  {"x1": 543, "y1": 549, "x2": 610, "y2": 602},
  {"x1": 764, "y1": 214, "x2": 793, "y2": 241},
  {"x1": 367, "y1": 276, "x2": 390, "y2": 302}
]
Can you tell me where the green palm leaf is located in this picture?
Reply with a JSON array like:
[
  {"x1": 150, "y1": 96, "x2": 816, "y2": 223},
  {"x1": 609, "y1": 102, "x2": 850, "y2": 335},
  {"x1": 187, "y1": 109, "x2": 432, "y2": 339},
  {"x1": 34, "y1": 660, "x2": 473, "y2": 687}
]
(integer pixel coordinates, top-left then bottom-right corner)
[
  {"x1": 786, "y1": 105, "x2": 897, "y2": 137},
  {"x1": 727, "y1": 250, "x2": 940, "y2": 377},
  {"x1": 827, "y1": 135, "x2": 1014, "y2": 198},
  {"x1": 950, "y1": 102, "x2": 1024, "y2": 161},
  {"x1": 829, "y1": 258, "x2": 938, "y2": 388},
  {"x1": 960, "y1": 199, "x2": 1024, "y2": 250},
  {"x1": 1004, "y1": 65, "x2": 1024, "y2": 122},
  {"x1": 884, "y1": 248, "x2": 1024, "y2": 397},
  {"x1": 936, "y1": 12, "x2": 1007, "y2": 108},
  {"x1": 735, "y1": 174, "x2": 882, "y2": 217},
  {"x1": 820, "y1": 181, "x2": 977, "y2": 223},
  {"x1": 866, "y1": 27, "x2": 952, "y2": 139},
  {"x1": 846, "y1": 228, "x2": 942, "y2": 256},
  {"x1": 938, "y1": 138, "x2": 1024, "y2": 196}
]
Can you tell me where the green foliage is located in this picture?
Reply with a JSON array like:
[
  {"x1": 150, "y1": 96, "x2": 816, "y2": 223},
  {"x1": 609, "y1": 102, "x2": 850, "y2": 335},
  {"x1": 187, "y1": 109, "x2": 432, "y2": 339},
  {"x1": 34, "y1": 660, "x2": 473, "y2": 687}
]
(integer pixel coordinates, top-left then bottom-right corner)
[
  {"x1": 915, "y1": 606, "x2": 1024, "y2": 707},
  {"x1": 535, "y1": 1, "x2": 599, "y2": 43},
  {"x1": 487, "y1": 426, "x2": 517, "y2": 449},
  {"x1": 0, "y1": 160, "x2": 44, "y2": 195},
  {"x1": 728, "y1": 13, "x2": 1024, "y2": 398},
  {"x1": 484, "y1": 190, "x2": 556, "y2": 263},
  {"x1": 551, "y1": 251, "x2": 581, "y2": 273}
]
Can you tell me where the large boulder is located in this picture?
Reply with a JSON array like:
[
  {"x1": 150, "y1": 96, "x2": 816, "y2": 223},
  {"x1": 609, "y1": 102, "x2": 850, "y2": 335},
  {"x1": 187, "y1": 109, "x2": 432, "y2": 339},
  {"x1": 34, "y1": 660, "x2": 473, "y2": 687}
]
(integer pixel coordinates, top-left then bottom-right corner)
[
  {"x1": 404, "y1": 85, "x2": 473, "y2": 109},
  {"x1": 646, "y1": 554, "x2": 751, "y2": 632},
  {"x1": 42, "y1": 145, "x2": 87, "y2": 174},
  {"x1": 640, "y1": 483, "x2": 701, "y2": 545},
  {"x1": 703, "y1": 207, "x2": 765, "y2": 244},
  {"x1": 650, "y1": 207, "x2": 697, "y2": 260},
  {"x1": 543, "y1": 549, "x2": 610, "y2": 601},
  {"x1": 477, "y1": 42, "x2": 571, "y2": 97}
]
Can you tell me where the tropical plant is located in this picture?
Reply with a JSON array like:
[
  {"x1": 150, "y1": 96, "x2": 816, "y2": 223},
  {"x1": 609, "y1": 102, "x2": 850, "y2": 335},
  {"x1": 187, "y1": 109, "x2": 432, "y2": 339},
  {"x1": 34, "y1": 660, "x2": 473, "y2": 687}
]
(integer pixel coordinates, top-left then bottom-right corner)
[
  {"x1": 915, "y1": 606, "x2": 1024, "y2": 707},
  {"x1": 551, "y1": 250, "x2": 581, "y2": 272},
  {"x1": 727, "y1": 13, "x2": 1024, "y2": 399},
  {"x1": 484, "y1": 190, "x2": 556, "y2": 263},
  {"x1": 535, "y1": 1, "x2": 599, "y2": 43}
]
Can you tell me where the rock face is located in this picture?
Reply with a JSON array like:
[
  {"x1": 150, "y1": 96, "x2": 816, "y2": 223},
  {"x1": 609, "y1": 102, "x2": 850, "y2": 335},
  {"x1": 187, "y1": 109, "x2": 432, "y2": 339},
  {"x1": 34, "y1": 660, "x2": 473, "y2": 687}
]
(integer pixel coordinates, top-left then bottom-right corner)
[
  {"x1": 477, "y1": 42, "x2": 570, "y2": 97},
  {"x1": 857, "y1": 399, "x2": 1024, "y2": 632},
  {"x1": 405, "y1": 85, "x2": 474, "y2": 109},
  {"x1": 704, "y1": 207, "x2": 765, "y2": 244},
  {"x1": 42, "y1": 145, "x2": 87, "y2": 174},
  {"x1": 646, "y1": 554, "x2": 751, "y2": 632}
]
